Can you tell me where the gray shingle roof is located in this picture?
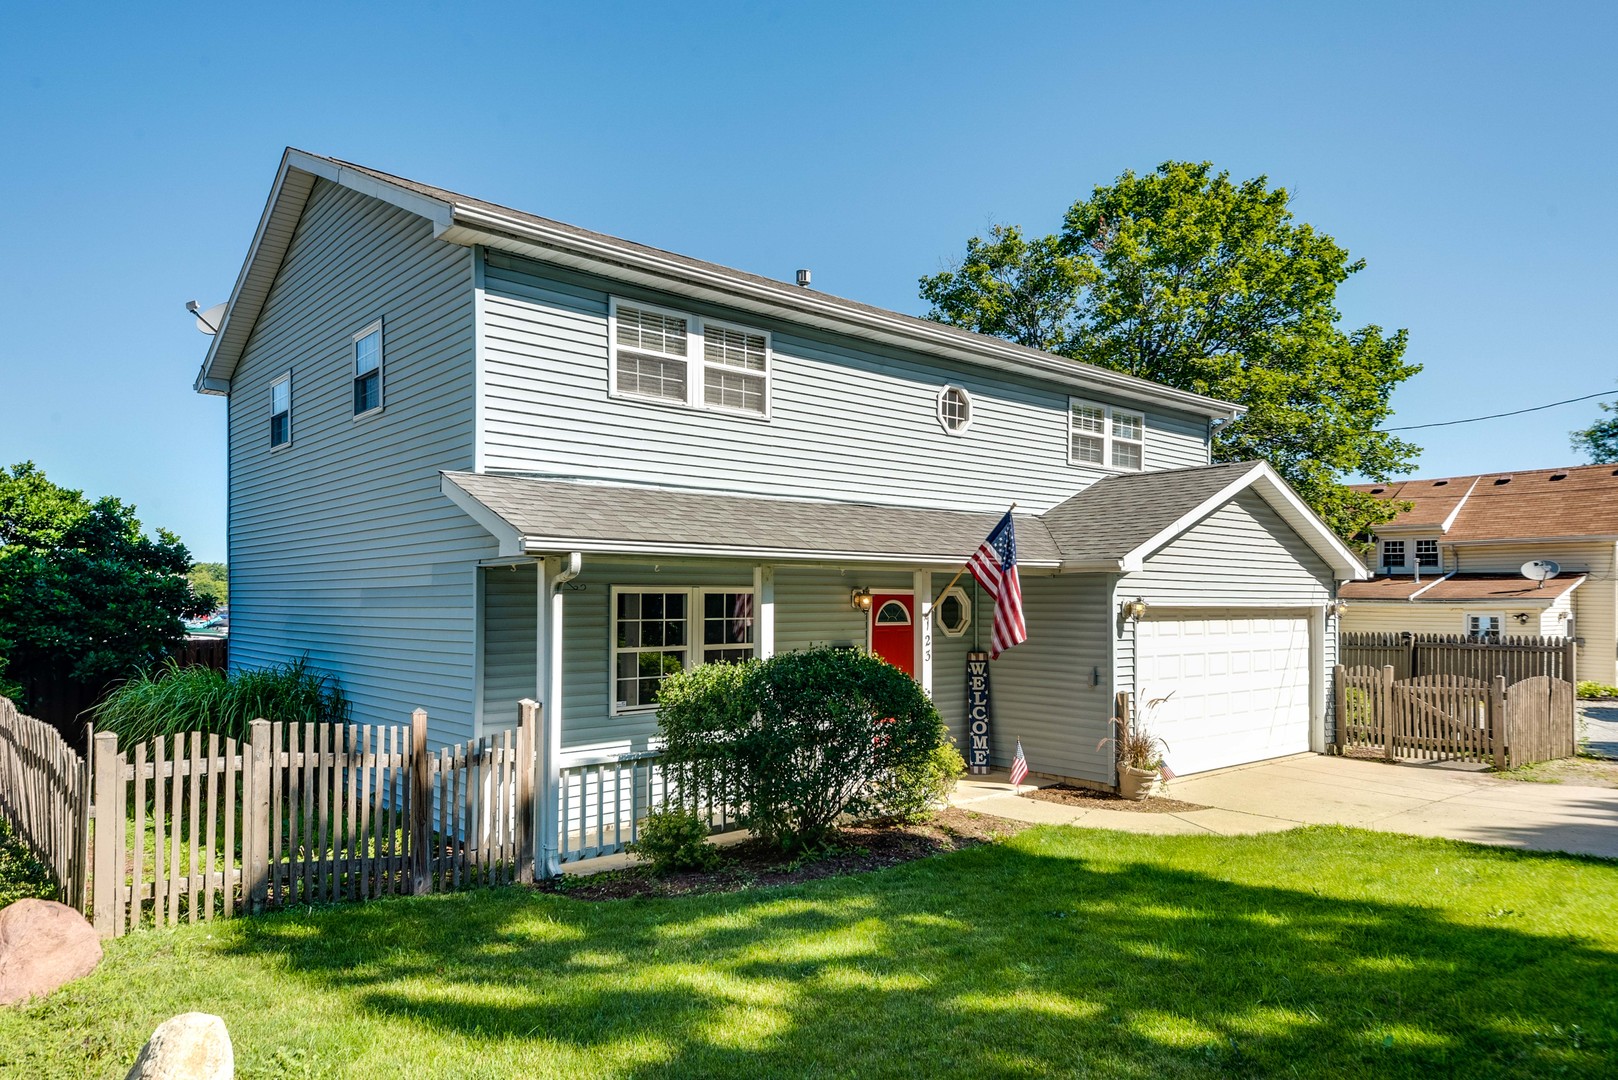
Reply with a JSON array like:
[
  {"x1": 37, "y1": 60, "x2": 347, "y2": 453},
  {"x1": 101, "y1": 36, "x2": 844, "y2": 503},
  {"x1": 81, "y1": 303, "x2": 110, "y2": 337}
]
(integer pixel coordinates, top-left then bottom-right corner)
[
  {"x1": 1039, "y1": 461, "x2": 1263, "y2": 562},
  {"x1": 443, "y1": 472, "x2": 1066, "y2": 565}
]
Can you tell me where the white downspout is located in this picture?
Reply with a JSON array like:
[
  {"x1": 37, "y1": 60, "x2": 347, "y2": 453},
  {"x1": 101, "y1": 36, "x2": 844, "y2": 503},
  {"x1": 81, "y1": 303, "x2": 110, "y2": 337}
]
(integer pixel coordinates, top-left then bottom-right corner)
[{"x1": 539, "y1": 552, "x2": 581, "y2": 878}]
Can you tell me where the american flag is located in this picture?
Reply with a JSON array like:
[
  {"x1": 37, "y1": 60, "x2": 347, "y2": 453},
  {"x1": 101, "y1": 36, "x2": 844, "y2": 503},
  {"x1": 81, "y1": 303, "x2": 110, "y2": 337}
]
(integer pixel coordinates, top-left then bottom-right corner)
[
  {"x1": 1009, "y1": 739, "x2": 1030, "y2": 786},
  {"x1": 965, "y1": 510, "x2": 1028, "y2": 659}
]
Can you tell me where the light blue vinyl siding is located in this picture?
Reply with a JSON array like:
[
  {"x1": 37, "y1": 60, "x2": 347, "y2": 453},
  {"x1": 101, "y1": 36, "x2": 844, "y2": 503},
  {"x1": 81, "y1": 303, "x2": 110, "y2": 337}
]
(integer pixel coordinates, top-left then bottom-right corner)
[
  {"x1": 480, "y1": 563, "x2": 538, "y2": 734},
  {"x1": 479, "y1": 251, "x2": 1210, "y2": 513},
  {"x1": 226, "y1": 179, "x2": 488, "y2": 745},
  {"x1": 1127, "y1": 492, "x2": 1335, "y2": 606}
]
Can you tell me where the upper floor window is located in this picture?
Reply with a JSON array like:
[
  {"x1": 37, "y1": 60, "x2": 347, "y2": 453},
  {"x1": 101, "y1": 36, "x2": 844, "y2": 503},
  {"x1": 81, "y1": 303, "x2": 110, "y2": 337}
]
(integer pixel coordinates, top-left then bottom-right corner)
[
  {"x1": 1069, "y1": 399, "x2": 1145, "y2": 471},
  {"x1": 269, "y1": 373, "x2": 292, "y2": 448},
  {"x1": 937, "y1": 386, "x2": 973, "y2": 435},
  {"x1": 353, "y1": 321, "x2": 383, "y2": 416},
  {"x1": 1380, "y1": 539, "x2": 1406, "y2": 571},
  {"x1": 1415, "y1": 539, "x2": 1440, "y2": 568},
  {"x1": 610, "y1": 299, "x2": 770, "y2": 417}
]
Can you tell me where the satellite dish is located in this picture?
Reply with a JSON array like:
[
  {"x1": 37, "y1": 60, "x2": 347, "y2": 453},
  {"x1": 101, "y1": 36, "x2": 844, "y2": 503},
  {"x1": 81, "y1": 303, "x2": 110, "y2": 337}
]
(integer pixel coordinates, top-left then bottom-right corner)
[
  {"x1": 1521, "y1": 560, "x2": 1560, "y2": 583},
  {"x1": 185, "y1": 300, "x2": 227, "y2": 335}
]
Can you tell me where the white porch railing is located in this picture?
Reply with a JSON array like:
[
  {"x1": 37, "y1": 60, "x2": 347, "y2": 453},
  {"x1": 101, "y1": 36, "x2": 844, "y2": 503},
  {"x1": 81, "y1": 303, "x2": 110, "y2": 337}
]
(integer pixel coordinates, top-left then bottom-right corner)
[{"x1": 557, "y1": 750, "x2": 741, "y2": 863}]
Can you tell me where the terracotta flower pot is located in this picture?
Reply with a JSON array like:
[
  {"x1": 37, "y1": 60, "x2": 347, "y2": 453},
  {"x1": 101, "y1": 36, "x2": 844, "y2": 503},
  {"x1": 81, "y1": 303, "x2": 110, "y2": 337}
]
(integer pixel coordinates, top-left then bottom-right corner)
[{"x1": 1118, "y1": 765, "x2": 1157, "y2": 801}]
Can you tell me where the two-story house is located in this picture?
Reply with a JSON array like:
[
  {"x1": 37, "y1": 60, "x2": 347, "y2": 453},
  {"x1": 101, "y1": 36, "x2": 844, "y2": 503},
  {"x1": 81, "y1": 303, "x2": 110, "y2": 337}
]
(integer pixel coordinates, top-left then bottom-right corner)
[
  {"x1": 1342, "y1": 466, "x2": 1618, "y2": 684},
  {"x1": 192, "y1": 149, "x2": 1365, "y2": 799}
]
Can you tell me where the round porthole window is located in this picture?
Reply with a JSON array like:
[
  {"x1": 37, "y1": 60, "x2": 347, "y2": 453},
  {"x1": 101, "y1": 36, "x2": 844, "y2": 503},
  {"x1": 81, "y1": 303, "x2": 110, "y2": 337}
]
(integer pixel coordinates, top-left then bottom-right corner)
[
  {"x1": 936, "y1": 586, "x2": 972, "y2": 637},
  {"x1": 936, "y1": 385, "x2": 972, "y2": 436}
]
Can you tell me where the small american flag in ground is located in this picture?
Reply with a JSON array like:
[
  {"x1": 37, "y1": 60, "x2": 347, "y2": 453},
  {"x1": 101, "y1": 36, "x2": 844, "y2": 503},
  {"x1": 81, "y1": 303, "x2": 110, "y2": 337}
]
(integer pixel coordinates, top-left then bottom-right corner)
[
  {"x1": 1009, "y1": 739, "x2": 1029, "y2": 786},
  {"x1": 1159, "y1": 762, "x2": 1176, "y2": 781},
  {"x1": 965, "y1": 511, "x2": 1028, "y2": 659}
]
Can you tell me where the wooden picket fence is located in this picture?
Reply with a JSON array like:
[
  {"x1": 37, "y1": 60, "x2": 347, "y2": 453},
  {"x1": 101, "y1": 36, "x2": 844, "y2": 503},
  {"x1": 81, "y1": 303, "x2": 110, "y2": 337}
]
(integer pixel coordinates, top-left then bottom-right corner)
[
  {"x1": 1334, "y1": 665, "x2": 1575, "y2": 768},
  {"x1": 0, "y1": 698, "x2": 88, "y2": 907},
  {"x1": 1341, "y1": 631, "x2": 1576, "y2": 685}
]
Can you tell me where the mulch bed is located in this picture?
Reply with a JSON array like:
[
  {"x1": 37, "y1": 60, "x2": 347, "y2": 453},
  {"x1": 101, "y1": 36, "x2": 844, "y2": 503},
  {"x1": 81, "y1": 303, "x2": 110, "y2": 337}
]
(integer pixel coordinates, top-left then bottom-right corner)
[
  {"x1": 1021, "y1": 783, "x2": 1209, "y2": 814},
  {"x1": 534, "y1": 806, "x2": 1026, "y2": 900}
]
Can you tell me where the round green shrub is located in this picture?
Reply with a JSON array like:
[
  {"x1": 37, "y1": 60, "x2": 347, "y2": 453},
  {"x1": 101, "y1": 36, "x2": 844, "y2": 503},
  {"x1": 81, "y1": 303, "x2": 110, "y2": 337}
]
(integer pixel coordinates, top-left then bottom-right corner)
[
  {"x1": 656, "y1": 647, "x2": 959, "y2": 853},
  {"x1": 625, "y1": 808, "x2": 726, "y2": 874}
]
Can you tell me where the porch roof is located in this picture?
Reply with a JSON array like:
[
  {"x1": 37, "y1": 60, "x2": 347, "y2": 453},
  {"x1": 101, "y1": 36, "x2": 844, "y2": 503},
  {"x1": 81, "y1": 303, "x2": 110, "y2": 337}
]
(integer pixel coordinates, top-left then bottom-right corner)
[{"x1": 441, "y1": 471, "x2": 1067, "y2": 566}]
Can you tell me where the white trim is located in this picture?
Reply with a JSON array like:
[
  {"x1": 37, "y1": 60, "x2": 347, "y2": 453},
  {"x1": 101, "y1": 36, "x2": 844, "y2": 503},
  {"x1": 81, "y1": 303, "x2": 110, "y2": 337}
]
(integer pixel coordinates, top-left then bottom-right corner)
[
  {"x1": 518, "y1": 534, "x2": 1066, "y2": 567},
  {"x1": 351, "y1": 318, "x2": 384, "y2": 418},
  {"x1": 472, "y1": 248, "x2": 488, "y2": 472},
  {"x1": 1379, "y1": 537, "x2": 1407, "y2": 573},
  {"x1": 936, "y1": 385, "x2": 973, "y2": 436},
  {"x1": 914, "y1": 571, "x2": 934, "y2": 696},
  {"x1": 472, "y1": 566, "x2": 487, "y2": 738},
  {"x1": 754, "y1": 565, "x2": 775, "y2": 659},
  {"x1": 699, "y1": 313, "x2": 774, "y2": 420},
  {"x1": 439, "y1": 475, "x2": 524, "y2": 556},
  {"x1": 1068, "y1": 398, "x2": 1145, "y2": 472},
  {"x1": 935, "y1": 585, "x2": 972, "y2": 637}
]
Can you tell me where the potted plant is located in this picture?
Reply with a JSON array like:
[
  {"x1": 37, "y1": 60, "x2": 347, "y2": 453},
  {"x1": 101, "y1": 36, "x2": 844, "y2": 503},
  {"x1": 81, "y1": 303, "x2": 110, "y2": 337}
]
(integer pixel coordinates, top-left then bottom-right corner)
[{"x1": 1107, "y1": 693, "x2": 1172, "y2": 801}]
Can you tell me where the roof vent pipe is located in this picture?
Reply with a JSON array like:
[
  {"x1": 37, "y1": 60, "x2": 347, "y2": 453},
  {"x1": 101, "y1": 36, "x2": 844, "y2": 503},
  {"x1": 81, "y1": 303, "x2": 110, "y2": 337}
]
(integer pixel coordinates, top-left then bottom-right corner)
[{"x1": 795, "y1": 269, "x2": 812, "y2": 288}]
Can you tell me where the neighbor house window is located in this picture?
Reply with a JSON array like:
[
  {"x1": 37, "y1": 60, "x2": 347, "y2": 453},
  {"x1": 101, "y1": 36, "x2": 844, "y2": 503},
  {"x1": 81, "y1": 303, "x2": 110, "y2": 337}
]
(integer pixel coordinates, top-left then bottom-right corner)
[
  {"x1": 1068, "y1": 399, "x2": 1145, "y2": 471},
  {"x1": 269, "y1": 373, "x2": 291, "y2": 448},
  {"x1": 1380, "y1": 539, "x2": 1406, "y2": 571},
  {"x1": 610, "y1": 299, "x2": 771, "y2": 416},
  {"x1": 1466, "y1": 612, "x2": 1503, "y2": 642},
  {"x1": 613, "y1": 586, "x2": 758, "y2": 711},
  {"x1": 353, "y1": 321, "x2": 383, "y2": 416},
  {"x1": 937, "y1": 385, "x2": 973, "y2": 435},
  {"x1": 1415, "y1": 539, "x2": 1440, "y2": 569}
]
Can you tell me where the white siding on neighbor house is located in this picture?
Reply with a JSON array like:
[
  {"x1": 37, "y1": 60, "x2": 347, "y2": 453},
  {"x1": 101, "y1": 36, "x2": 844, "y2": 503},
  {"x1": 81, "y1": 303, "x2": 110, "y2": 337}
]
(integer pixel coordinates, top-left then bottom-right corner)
[
  {"x1": 983, "y1": 574, "x2": 1117, "y2": 786},
  {"x1": 479, "y1": 563, "x2": 538, "y2": 734},
  {"x1": 226, "y1": 179, "x2": 488, "y2": 744},
  {"x1": 1342, "y1": 595, "x2": 1577, "y2": 641},
  {"x1": 477, "y1": 251, "x2": 1211, "y2": 514},
  {"x1": 1447, "y1": 541, "x2": 1618, "y2": 685}
]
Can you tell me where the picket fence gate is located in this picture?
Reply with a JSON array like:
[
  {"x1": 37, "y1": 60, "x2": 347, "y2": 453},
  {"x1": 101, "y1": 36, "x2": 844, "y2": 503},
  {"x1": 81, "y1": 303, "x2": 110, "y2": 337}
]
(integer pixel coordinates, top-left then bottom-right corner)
[{"x1": 1334, "y1": 665, "x2": 1575, "y2": 768}]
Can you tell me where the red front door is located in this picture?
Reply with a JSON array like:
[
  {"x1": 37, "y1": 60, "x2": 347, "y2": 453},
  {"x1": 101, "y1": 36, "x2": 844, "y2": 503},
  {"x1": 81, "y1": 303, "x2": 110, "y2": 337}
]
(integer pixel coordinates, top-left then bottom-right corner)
[{"x1": 869, "y1": 594, "x2": 915, "y2": 676}]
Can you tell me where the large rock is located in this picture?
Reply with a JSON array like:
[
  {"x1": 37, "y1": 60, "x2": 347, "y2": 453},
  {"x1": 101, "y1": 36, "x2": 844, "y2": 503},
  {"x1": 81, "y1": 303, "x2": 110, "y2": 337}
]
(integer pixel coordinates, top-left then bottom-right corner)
[
  {"x1": 126, "y1": 1013, "x2": 234, "y2": 1080},
  {"x1": 0, "y1": 897, "x2": 102, "y2": 1005}
]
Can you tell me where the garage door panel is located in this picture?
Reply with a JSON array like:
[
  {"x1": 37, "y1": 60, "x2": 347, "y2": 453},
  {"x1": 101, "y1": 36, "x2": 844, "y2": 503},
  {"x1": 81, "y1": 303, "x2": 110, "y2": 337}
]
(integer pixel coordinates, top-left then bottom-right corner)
[{"x1": 1137, "y1": 615, "x2": 1311, "y2": 776}]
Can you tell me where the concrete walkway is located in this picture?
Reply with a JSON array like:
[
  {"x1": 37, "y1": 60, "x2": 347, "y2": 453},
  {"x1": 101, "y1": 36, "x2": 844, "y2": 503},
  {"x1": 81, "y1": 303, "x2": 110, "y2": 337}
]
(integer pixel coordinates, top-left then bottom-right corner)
[{"x1": 951, "y1": 754, "x2": 1618, "y2": 859}]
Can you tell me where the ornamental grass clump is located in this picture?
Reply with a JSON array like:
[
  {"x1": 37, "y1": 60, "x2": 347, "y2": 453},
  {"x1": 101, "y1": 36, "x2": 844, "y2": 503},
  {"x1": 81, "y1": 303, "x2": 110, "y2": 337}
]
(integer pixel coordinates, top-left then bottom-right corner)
[
  {"x1": 655, "y1": 647, "x2": 963, "y2": 854},
  {"x1": 90, "y1": 657, "x2": 347, "y2": 744}
]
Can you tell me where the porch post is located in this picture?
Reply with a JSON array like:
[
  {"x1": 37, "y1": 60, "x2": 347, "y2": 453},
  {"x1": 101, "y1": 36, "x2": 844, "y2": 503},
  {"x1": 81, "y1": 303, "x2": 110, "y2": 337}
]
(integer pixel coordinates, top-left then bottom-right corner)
[
  {"x1": 913, "y1": 570, "x2": 934, "y2": 696},
  {"x1": 536, "y1": 555, "x2": 569, "y2": 879},
  {"x1": 754, "y1": 565, "x2": 775, "y2": 659}
]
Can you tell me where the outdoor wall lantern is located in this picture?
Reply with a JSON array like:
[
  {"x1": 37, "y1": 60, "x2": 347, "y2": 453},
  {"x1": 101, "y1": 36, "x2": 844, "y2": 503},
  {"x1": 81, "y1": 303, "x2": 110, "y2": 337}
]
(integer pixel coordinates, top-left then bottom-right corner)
[
  {"x1": 1121, "y1": 597, "x2": 1149, "y2": 621},
  {"x1": 850, "y1": 587, "x2": 873, "y2": 612},
  {"x1": 1327, "y1": 600, "x2": 1349, "y2": 619},
  {"x1": 1513, "y1": 612, "x2": 1531, "y2": 624}
]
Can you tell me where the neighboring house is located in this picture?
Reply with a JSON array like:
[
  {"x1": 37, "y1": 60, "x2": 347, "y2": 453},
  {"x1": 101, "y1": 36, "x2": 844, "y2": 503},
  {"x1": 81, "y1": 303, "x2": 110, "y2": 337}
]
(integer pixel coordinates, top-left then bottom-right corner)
[
  {"x1": 1343, "y1": 464, "x2": 1618, "y2": 684},
  {"x1": 192, "y1": 148, "x2": 1366, "y2": 801}
]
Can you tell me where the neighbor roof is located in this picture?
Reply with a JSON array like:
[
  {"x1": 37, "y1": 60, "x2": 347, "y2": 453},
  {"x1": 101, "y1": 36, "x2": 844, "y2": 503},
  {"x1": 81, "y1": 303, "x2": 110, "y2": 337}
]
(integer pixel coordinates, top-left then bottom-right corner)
[
  {"x1": 194, "y1": 149, "x2": 1243, "y2": 424},
  {"x1": 1341, "y1": 573, "x2": 1586, "y2": 603},
  {"x1": 1354, "y1": 463, "x2": 1618, "y2": 542}
]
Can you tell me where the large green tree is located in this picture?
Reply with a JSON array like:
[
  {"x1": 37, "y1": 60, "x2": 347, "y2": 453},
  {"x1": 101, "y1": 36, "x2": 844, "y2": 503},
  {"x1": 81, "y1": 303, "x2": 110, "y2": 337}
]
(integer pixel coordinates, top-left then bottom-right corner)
[
  {"x1": 1571, "y1": 401, "x2": 1618, "y2": 464},
  {"x1": 0, "y1": 462, "x2": 207, "y2": 709},
  {"x1": 920, "y1": 161, "x2": 1421, "y2": 539},
  {"x1": 188, "y1": 562, "x2": 229, "y2": 610}
]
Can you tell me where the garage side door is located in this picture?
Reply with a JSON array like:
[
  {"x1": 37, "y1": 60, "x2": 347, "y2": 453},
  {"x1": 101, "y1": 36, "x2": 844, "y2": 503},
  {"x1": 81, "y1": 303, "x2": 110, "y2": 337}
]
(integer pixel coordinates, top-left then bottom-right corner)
[{"x1": 1135, "y1": 615, "x2": 1311, "y2": 776}]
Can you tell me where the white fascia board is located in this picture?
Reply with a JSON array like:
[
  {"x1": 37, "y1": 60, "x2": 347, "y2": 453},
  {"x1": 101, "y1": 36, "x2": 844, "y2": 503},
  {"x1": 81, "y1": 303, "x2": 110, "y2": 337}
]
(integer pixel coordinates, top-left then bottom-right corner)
[
  {"x1": 439, "y1": 474, "x2": 524, "y2": 557},
  {"x1": 1117, "y1": 461, "x2": 1369, "y2": 581},
  {"x1": 518, "y1": 535, "x2": 1064, "y2": 568},
  {"x1": 442, "y1": 206, "x2": 1245, "y2": 422}
]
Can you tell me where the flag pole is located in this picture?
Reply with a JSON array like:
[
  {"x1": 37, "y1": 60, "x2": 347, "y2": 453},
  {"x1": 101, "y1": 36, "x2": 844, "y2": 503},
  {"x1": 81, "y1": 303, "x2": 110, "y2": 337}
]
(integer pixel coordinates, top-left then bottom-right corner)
[{"x1": 931, "y1": 502, "x2": 1017, "y2": 608}]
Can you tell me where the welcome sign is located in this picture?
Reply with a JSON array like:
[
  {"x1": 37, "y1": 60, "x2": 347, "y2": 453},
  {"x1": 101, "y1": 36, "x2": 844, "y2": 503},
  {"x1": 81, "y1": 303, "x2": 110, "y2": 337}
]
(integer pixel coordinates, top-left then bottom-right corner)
[{"x1": 966, "y1": 650, "x2": 992, "y2": 774}]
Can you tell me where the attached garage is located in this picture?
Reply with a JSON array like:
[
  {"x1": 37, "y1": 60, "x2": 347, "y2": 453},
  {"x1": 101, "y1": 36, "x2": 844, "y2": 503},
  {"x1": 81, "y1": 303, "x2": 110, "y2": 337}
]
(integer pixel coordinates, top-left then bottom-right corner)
[{"x1": 1134, "y1": 613, "x2": 1313, "y2": 775}]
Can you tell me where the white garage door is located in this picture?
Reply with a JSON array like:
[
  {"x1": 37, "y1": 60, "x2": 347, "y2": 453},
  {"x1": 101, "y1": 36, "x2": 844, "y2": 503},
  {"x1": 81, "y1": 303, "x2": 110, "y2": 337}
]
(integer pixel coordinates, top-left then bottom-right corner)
[{"x1": 1135, "y1": 614, "x2": 1312, "y2": 776}]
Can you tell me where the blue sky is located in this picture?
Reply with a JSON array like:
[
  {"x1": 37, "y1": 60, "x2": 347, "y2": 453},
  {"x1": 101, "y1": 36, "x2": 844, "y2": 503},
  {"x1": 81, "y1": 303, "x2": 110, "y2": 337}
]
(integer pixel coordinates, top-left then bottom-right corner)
[{"x1": 2, "y1": 1, "x2": 1614, "y2": 561}]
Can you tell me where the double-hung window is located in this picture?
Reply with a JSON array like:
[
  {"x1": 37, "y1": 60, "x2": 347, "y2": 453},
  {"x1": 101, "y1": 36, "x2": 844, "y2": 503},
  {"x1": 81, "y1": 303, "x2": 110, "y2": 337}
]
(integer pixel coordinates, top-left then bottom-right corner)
[
  {"x1": 1380, "y1": 539, "x2": 1406, "y2": 572},
  {"x1": 1415, "y1": 539, "x2": 1440, "y2": 569},
  {"x1": 1466, "y1": 612, "x2": 1503, "y2": 643},
  {"x1": 612, "y1": 586, "x2": 757, "y2": 712},
  {"x1": 269, "y1": 373, "x2": 292, "y2": 448},
  {"x1": 610, "y1": 299, "x2": 771, "y2": 417},
  {"x1": 1068, "y1": 399, "x2": 1146, "y2": 470},
  {"x1": 353, "y1": 321, "x2": 383, "y2": 416}
]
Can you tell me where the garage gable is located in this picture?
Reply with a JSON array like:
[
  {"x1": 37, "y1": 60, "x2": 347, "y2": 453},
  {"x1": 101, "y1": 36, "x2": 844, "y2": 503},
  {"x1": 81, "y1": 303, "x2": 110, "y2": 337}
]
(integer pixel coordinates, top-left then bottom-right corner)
[{"x1": 1130, "y1": 490, "x2": 1335, "y2": 607}]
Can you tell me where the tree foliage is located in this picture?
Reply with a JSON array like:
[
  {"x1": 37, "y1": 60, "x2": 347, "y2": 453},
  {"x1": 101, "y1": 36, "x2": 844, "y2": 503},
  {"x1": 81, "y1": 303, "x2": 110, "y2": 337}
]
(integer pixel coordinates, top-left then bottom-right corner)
[
  {"x1": 920, "y1": 161, "x2": 1422, "y2": 539},
  {"x1": 655, "y1": 648, "x2": 962, "y2": 852},
  {"x1": 188, "y1": 562, "x2": 229, "y2": 610},
  {"x1": 1571, "y1": 401, "x2": 1618, "y2": 464},
  {"x1": 0, "y1": 462, "x2": 207, "y2": 708}
]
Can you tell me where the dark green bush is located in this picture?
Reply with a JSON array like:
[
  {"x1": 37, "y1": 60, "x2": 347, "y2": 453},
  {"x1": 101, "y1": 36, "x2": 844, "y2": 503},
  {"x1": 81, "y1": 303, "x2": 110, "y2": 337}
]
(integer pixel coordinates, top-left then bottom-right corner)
[
  {"x1": 656, "y1": 647, "x2": 958, "y2": 853},
  {"x1": 626, "y1": 808, "x2": 726, "y2": 873},
  {"x1": 90, "y1": 656, "x2": 348, "y2": 744}
]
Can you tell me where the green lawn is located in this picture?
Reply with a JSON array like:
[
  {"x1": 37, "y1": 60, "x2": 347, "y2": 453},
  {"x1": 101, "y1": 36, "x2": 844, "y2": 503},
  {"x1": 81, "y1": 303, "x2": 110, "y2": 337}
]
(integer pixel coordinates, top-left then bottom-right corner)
[{"x1": 3, "y1": 825, "x2": 1615, "y2": 1078}]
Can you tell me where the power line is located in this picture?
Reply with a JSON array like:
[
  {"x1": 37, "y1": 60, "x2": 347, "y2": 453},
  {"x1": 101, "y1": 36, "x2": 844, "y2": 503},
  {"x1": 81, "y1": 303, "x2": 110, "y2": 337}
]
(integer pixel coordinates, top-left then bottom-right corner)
[{"x1": 1382, "y1": 390, "x2": 1613, "y2": 432}]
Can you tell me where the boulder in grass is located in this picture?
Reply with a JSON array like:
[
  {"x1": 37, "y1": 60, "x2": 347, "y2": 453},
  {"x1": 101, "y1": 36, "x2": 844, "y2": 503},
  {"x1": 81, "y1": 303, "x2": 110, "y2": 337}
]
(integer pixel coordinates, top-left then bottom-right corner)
[
  {"x1": 0, "y1": 898, "x2": 102, "y2": 1005},
  {"x1": 126, "y1": 1012, "x2": 234, "y2": 1080}
]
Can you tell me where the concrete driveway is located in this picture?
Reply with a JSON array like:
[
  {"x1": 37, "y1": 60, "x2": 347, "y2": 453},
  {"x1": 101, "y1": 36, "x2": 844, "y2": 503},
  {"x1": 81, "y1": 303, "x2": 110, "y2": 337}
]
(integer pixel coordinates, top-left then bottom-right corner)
[{"x1": 953, "y1": 754, "x2": 1618, "y2": 859}]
